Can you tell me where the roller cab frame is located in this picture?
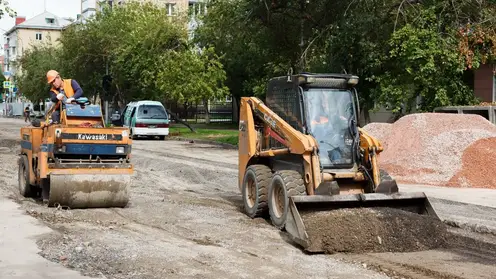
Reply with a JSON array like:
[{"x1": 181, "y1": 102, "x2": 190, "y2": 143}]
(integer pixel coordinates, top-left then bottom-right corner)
[
  {"x1": 19, "y1": 98, "x2": 133, "y2": 208},
  {"x1": 238, "y1": 73, "x2": 439, "y2": 252}
]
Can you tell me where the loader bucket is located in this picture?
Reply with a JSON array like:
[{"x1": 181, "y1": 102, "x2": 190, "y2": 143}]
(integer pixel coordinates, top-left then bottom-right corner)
[
  {"x1": 284, "y1": 192, "x2": 439, "y2": 253},
  {"x1": 48, "y1": 174, "x2": 131, "y2": 209}
]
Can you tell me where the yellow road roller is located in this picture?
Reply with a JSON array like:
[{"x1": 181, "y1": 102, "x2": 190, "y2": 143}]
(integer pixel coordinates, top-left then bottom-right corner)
[{"x1": 18, "y1": 97, "x2": 133, "y2": 208}]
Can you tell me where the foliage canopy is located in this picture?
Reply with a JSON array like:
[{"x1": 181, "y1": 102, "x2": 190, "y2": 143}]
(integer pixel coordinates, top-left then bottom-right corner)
[
  {"x1": 17, "y1": 2, "x2": 229, "y2": 108},
  {"x1": 194, "y1": 0, "x2": 495, "y2": 118}
]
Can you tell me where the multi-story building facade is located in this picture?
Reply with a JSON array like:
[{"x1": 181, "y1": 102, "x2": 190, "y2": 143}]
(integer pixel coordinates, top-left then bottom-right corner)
[
  {"x1": 0, "y1": 55, "x2": 4, "y2": 73},
  {"x1": 80, "y1": 0, "x2": 207, "y2": 29},
  {"x1": 3, "y1": 12, "x2": 72, "y2": 83}
]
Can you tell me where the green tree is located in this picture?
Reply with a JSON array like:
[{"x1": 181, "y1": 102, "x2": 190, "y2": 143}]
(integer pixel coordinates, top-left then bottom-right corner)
[
  {"x1": 372, "y1": 15, "x2": 477, "y2": 113},
  {"x1": 16, "y1": 43, "x2": 61, "y2": 102},
  {"x1": 59, "y1": 2, "x2": 228, "y2": 108},
  {"x1": 17, "y1": 1, "x2": 228, "y2": 117},
  {"x1": 196, "y1": 0, "x2": 495, "y2": 122},
  {"x1": 0, "y1": 0, "x2": 16, "y2": 18}
]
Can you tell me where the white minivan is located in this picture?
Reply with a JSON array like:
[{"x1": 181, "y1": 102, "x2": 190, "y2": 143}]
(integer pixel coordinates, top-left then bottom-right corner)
[{"x1": 122, "y1": 101, "x2": 170, "y2": 140}]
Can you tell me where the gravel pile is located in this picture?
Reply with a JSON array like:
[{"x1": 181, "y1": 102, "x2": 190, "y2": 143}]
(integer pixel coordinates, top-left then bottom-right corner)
[
  {"x1": 447, "y1": 137, "x2": 496, "y2": 189},
  {"x1": 362, "y1": 113, "x2": 496, "y2": 188},
  {"x1": 361, "y1": 123, "x2": 392, "y2": 150}
]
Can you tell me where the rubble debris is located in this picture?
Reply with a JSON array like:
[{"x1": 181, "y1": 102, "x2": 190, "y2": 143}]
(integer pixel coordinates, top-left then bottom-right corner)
[{"x1": 302, "y1": 207, "x2": 449, "y2": 254}]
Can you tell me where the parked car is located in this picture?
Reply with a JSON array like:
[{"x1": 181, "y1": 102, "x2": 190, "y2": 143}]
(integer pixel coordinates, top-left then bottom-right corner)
[{"x1": 121, "y1": 100, "x2": 170, "y2": 140}]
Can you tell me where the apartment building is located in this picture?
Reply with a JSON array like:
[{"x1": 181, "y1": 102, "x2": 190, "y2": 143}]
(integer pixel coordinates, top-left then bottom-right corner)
[
  {"x1": 3, "y1": 12, "x2": 72, "y2": 83},
  {"x1": 0, "y1": 55, "x2": 4, "y2": 73},
  {"x1": 473, "y1": 63, "x2": 496, "y2": 103},
  {"x1": 80, "y1": 0, "x2": 207, "y2": 24}
]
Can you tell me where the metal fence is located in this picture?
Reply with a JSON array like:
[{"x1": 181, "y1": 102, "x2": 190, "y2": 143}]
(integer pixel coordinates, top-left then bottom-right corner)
[
  {"x1": 165, "y1": 99, "x2": 237, "y2": 124},
  {"x1": 0, "y1": 101, "x2": 48, "y2": 118}
]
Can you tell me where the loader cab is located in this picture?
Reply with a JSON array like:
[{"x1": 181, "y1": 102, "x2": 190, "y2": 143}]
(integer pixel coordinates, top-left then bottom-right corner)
[{"x1": 266, "y1": 73, "x2": 360, "y2": 170}]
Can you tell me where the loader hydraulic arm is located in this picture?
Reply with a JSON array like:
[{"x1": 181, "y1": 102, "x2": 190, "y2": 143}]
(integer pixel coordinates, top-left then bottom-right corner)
[
  {"x1": 248, "y1": 97, "x2": 316, "y2": 154},
  {"x1": 238, "y1": 97, "x2": 322, "y2": 195},
  {"x1": 358, "y1": 127, "x2": 384, "y2": 189}
]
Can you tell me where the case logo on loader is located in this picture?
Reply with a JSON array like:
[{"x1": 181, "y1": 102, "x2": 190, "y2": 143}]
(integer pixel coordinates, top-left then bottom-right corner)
[{"x1": 264, "y1": 114, "x2": 276, "y2": 128}]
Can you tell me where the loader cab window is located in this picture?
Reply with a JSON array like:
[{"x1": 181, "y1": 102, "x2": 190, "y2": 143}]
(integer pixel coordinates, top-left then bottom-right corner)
[{"x1": 304, "y1": 88, "x2": 357, "y2": 168}]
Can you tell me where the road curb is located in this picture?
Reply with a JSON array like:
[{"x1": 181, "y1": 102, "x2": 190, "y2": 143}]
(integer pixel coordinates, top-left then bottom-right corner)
[
  {"x1": 443, "y1": 219, "x2": 496, "y2": 236},
  {"x1": 166, "y1": 137, "x2": 238, "y2": 150},
  {"x1": 429, "y1": 198, "x2": 496, "y2": 236}
]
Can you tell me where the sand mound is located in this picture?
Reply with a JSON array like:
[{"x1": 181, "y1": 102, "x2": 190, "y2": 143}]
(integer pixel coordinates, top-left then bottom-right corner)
[
  {"x1": 447, "y1": 137, "x2": 496, "y2": 188},
  {"x1": 362, "y1": 123, "x2": 392, "y2": 149},
  {"x1": 364, "y1": 113, "x2": 496, "y2": 187},
  {"x1": 302, "y1": 207, "x2": 449, "y2": 254}
]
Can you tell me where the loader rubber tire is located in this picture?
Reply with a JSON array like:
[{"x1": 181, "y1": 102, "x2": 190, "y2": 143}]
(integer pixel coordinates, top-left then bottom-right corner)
[
  {"x1": 268, "y1": 170, "x2": 306, "y2": 230},
  {"x1": 242, "y1": 164, "x2": 271, "y2": 218},
  {"x1": 18, "y1": 155, "x2": 33, "y2": 198}
]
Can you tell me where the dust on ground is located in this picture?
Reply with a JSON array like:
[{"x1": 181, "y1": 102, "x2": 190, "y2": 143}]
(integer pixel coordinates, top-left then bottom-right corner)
[
  {"x1": 2, "y1": 117, "x2": 496, "y2": 279},
  {"x1": 302, "y1": 207, "x2": 449, "y2": 254},
  {"x1": 0, "y1": 118, "x2": 389, "y2": 279},
  {"x1": 335, "y1": 227, "x2": 496, "y2": 279}
]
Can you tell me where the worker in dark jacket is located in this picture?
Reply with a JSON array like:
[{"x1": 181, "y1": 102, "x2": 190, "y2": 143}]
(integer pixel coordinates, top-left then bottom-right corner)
[
  {"x1": 46, "y1": 70, "x2": 84, "y2": 123},
  {"x1": 24, "y1": 105, "x2": 31, "y2": 122}
]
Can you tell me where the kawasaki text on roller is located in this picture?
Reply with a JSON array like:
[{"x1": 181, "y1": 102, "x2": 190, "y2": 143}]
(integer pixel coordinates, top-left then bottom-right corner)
[{"x1": 78, "y1": 134, "x2": 109, "y2": 140}]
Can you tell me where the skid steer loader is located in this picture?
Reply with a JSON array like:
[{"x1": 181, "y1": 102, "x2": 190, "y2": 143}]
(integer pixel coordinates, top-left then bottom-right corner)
[
  {"x1": 238, "y1": 73, "x2": 439, "y2": 252},
  {"x1": 19, "y1": 97, "x2": 133, "y2": 209}
]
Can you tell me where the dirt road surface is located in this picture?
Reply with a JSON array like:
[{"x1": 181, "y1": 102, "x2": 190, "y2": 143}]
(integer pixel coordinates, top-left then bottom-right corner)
[{"x1": 1, "y1": 118, "x2": 495, "y2": 279}]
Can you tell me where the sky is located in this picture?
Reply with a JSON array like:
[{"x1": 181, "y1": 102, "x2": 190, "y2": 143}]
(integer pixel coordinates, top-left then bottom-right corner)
[{"x1": 0, "y1": 0, "x2": 81, "y2": 45}]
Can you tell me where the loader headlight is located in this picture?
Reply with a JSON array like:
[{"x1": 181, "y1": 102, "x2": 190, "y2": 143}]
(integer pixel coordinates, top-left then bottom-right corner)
[
  {"x1": 122, "y1": 130, "x2": 129, "y2": 137},
  {"x1": 347, "y1": 77, "x2": 359, "y2": 86},
  {"x1": 116, "y1": 146, "x2": 125, "y2": 154}
]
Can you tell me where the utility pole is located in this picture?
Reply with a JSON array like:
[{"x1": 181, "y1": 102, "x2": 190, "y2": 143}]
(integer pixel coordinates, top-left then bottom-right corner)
[
  {"x1": 299, "y1": 0, "x2": 306, "y2": 71},
  {"x1": 105, "y1": 60, "x2": 109, "y2": 126}
]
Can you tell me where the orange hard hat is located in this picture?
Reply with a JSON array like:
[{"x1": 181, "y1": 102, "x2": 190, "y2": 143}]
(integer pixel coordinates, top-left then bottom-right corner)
[{"x1": 46, "y1": 70, "x2": 59, "y2": 83}]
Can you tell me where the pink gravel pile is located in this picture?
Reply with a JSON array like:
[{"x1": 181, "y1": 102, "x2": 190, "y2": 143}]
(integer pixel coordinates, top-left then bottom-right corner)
[
  {"x1": 362, "y1": 122, "x2": 392, "y2": 150},
  {"x1": 363, "y1": 113, "x2": 496, "y2": 188},
  {"x1": 447, "y1": 137, "x2": 496, "y2": 189}
]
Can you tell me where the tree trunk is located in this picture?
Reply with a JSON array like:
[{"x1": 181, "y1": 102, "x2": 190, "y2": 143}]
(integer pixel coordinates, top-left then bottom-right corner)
[
  {"x1": 362, "y1": 105, "x2": 371, "y2": 126},
  {"x1": 232, "y1": 95, "x2": 240, "y2": 123},
  {"x1": 183, "y1": 101, "x2": 189, "y2": 120},
  {"x1": 166, "y1": 108, "x2": 196, "y2": 133},
  {"x1": 203, "y1": 99, "x2": 210, "y2": 124}
]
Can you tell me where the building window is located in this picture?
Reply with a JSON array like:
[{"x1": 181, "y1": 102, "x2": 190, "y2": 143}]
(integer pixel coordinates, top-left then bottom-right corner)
[
  {"x1": 46, "y1": 17, "x2": 55, "y2": 24},
  {"x1": 36, "y1": 33, "x2": 42, "y2": 40},
  {"x1": 189, "y1": 2, "x2": 207, "y2": 17},
  {"x1": 166, "y1": 3, "x2": 176, "y2": 16}
]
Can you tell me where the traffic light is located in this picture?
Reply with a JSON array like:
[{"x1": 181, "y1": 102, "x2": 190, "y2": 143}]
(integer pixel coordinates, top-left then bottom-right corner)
[
  {"x1": 101, "y1": 75, "x2": 113, "y2": 101},
  {"x1": 102, "y1": 75, "x2": 112, "y2": 92}
]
